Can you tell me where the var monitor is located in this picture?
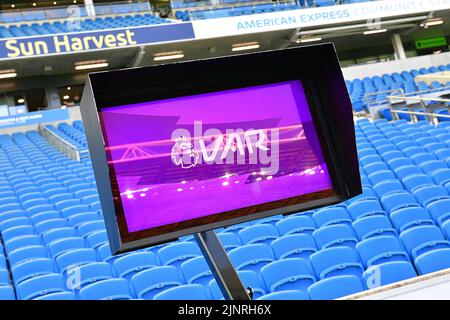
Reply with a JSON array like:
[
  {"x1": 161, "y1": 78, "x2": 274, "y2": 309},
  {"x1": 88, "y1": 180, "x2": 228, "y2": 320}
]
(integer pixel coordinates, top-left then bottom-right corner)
[{"x1": 80, "y1": 44, "x2": 361, "y2": 253}]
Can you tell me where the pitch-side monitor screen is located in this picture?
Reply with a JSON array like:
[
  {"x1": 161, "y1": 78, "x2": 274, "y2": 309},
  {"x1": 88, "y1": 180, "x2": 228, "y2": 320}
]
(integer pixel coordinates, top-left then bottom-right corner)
[
  {"x1": 99, "y1": 80, "x2": 334, "y2": 242},
  {"x1": 83, "y1": 45, "x2": 361, "y2": 252}
]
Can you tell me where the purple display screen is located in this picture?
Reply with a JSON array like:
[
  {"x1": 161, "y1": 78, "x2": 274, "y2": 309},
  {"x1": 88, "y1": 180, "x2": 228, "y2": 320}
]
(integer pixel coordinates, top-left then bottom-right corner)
[{"x1": 99, "y1": 80, "x2": 333, "y2": 237}]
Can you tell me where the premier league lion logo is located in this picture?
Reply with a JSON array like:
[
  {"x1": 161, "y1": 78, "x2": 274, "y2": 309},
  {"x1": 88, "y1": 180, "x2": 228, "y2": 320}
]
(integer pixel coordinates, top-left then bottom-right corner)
[{"x1": 171, "y1": 136, "x2": 199, "y2": 169}]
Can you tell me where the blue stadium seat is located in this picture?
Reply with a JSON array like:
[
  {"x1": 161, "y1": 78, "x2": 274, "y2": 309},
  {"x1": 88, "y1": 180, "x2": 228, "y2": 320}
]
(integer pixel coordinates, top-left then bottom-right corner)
[
  {"x1": 55, "y1": 248, "x2": 97, "y2": 273},
  {"x1": 69, "y1": 262, "x2": 113, "y2": 289},
  {"x1": 413, "y1": 185, "x2": 449, "y2": 206},
  {"x1": 400, "y1": 226, "x2": 450, "y2": 259},
  {"x1": 260, "y1": 258, "x2": 316, "y2": 293},
  {"x1": 181, "y1": 256, "x2": 212, "y2": 287},
  {"x1": 357, "y1": 235, "x2": 410, "y2": 267},
  {"x1": 131, "y1": 266, "x2": 182, "y2": 299},
  {"x1": 313, "y1": 224, "x2": 358, "y2": 249},
  {"x1": 312, "y1": 207, "x2": 352, "y2": 227},
  {"x1": 16, "y1": 273, "x2": 66, "y2": 300},
  {"x1": 8, "y1": 245, "x2": 48, "y2": 267},
  {"x1": 113, "y1": 252, "x2": 158, "y2": 279},
  {"x1": 217, "y1": 232, "x2": 241, "y2": 251},
  {"x1": 352, "y1": 215, "x2": 397, "y2": 240},
  {"x1": 363, "y1": 261, "x2": 417, "y2": 289},
  {"x1": 158, "y1": 242, "x2": 201, "y2": 268},
  {"x1": 307, "y1": 276, "x2": 365, "y2": 300},
  {"x1": 79, "y1": 278, "x2": 133, "y2": 300},
  {"x1": 153, "y1": 284, "x2": 210, "y2": 300},
  {"x1": 209, "y1": 270, "x2": 267, "y2": 300},
  {"x1": 310, "y1": 247, "x2": 364, "y2": 279},
  {"x1": 390, "y1": 207, "x2": 435, "y2": 232},
  {"x1": 238, "y1": 224, "x2": 279, "y2": 245},
  {"x1": 402, "y1": 174, "x2": 434, "y2": 192},
  {"x1": 270, "y1": 234, "x2": 317, "y2": 260},
  {"x1": 426, "y1": 199, "x2": 450, "y2": 226},
  {"x1": 347, "y1": 199, "x2": 385, "y2": 220},
  {"x1": 415, "y1": 249, "x2": 450, "y2": 274},
  {"x1": 381, "y1": 191, "x2": 419, "y2": 213},
  {"x1": 275, "y1": 216, "x2": 316, "y2": 235},
  {"x1": 11, "y1": 258, "x2": 55, "y2": 285},
  {"x1": 228, "y1": 244, "x2": 274, "y2": 273}
]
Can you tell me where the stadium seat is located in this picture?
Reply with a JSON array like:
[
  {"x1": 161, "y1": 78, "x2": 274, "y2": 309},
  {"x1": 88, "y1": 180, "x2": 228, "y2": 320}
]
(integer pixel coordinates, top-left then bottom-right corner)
[
  {"x1": 79, "y1": 278, "x2": 133, "y2": 300},
  {"x1": 369, "y1": 170, "x2": 396, "y2": 185},
  {"x1": 69, "y1": 262, "x2": 113, "y2": 289},
  {"x1": 158, "y1": 242, "x2": 201, "y2": 268},
  {"x1": 312, "y1": 207, "x2": 352, "y2": 227},
  {"x1": 352, "y1": 216, "x2": 397, "y2": 240},
  {"x1": 415, "y1": 249, "x2": 450, "y2": 275},
  {"x1": 228, "y1": 244, "x2": 274, "y2": 272},
  {"x1": 217, "y1": 232, "x2": 241, "y2": 251},
  {"x1": 357, "y1": 235, "x2": 410, "y2": 267},
  {"x1": 347, "y1": 199, "x2": 385, "y2": 220},
  {"x1": 131, "y1": 266, "x2": 183, "y2": 299},
  {"x1": 209, "y1": 270, "x2": 267, "y2": 300},
  {"x1": 153, "y1": 284, "x2": 210, "y2": 300},
  {"x1": 310, "y1": 247, "x2": 364, "y2": 279},
  {"x1": 55, "y1": 248, "x2": 98, "y2": 273},
  {"x1": 181, "y1": 256, "x2": 213, "y2": 287},
  {"x1": 260, "y1": 258, "x2": 316, "y2": 293},
  {"x1": 11, "y1": 258, "x2": 55, "y2": 285},
  {"x1": 270, "y1": 234, "x2": 317, "y2": 260},
  {"x1": 362, "y1": 261, "x2": 417, "y2": 289},
  {"x1": 16, "y1": 273, "x2": 66, "y2": 300},
  {"x1": 399, "y1": 226, "x2": 450, "y2": 259},
  {"x1": 390, "y1": 207, "x2": 435, "y2": 233},
  {"x1": 426, "y1": 199, "x2": 450, "y2": 226},
  {"x1": 413, "y1": 185, "x2": 449, "y2": 206},
  {"x1": 238, "y1": 224, "x2": 279, "y2": 245},
  {"x1": 307, "y1": 276, "x2": 365, "y2": 300},
  {"x1": 380, "y1": 191, "x2": 419, "y2": 213},
  {"x1": 275, "y1": 216, "x2": 316, "y2": 235},
  {"x1": 313, "y1": 224, "x2": 358, "y2": 249},
  {"x1": 113, "y1": 252, "x2": 158, "y2": 279}
]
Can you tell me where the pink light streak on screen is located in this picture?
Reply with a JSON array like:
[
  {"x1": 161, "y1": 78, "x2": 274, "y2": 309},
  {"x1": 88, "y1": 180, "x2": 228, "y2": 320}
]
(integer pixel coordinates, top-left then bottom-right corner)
[{"x1": 98, "y1": 80, "x2": 333, "y2": 233}]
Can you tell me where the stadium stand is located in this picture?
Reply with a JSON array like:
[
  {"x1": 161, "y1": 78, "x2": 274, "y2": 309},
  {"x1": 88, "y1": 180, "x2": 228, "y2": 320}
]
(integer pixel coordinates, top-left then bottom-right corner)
[
  {"x1": 0, "y1": 13, "x2": 172, "y2": 38},
  {"x1": 174, "y1": 0, "x2": 376, "y2": 21},
  {"x1": 346, "y1": 65, "x2": 450, "y2": 113},
  {"x1": 1, "y1": 116, "x2": 450, "y2": 300}
]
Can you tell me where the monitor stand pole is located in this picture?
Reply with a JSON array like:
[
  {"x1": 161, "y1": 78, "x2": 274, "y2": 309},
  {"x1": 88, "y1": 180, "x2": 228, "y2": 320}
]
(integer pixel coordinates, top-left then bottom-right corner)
[{"x1": 195, "y1": 230, "x2": 252, "y2": 300}]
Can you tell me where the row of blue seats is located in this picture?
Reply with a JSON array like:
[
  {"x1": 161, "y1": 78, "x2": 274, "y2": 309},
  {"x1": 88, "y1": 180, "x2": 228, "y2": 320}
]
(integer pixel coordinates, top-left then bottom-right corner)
[
  {"x1": 176, "y1": 0, "x2": 374, "y2": 20},
  {"x1": 347, "y1": 65, "x2": 450, "y2": 112},
  {"x1": 0, "y1": 2, "x2": 151, "y2": 23},
  {"x1": 0, "y1": 14, "x2": 171, "y2": 38}
]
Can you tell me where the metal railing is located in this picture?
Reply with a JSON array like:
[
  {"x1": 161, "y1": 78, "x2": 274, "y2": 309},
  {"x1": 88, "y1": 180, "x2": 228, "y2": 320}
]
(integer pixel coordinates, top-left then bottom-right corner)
[
  {"x1": 38, "y1": 123, "x2": 89, "y2": 162},
  {"x1": 386, "y1": 94, "x2": 450, "y2": 124},
  {"x1": 363, "y1": 89, "x2": 404, "y2": 109}
]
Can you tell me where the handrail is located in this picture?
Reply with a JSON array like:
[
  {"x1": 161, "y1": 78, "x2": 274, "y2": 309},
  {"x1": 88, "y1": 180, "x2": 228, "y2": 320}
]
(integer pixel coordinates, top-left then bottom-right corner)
[
  {"x1": 38, "y1": 123, "x2": 87, "y2": 162},
  {"x1": 387, "y1": 95, "x2": 450, "y2": 103},
  {"x1": 402, "y1": 85, "x2": 450, "y2": 98},
  {"x1": 390, "y1": 109, "x2": 450, "y2": 119},
  {"x1": 363, "y1": 89, "x2": 404, "y2": 109}
]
